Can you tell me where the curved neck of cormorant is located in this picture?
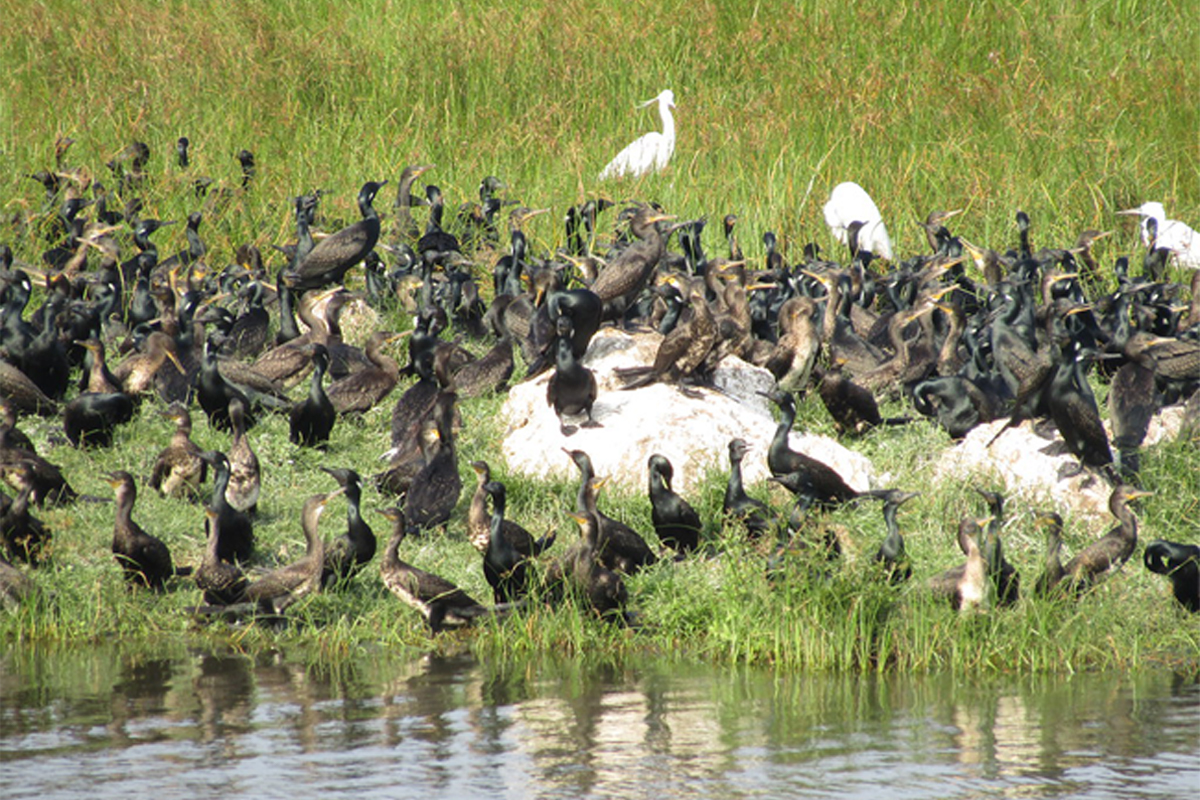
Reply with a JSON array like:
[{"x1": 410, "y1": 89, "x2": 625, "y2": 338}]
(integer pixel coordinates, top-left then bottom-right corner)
[
  {"x1": 301, "y1": 502, "x2": 327, "y2": 557},
  {"x1": 204, "y1": 515, "x2": 224, "y2": 561},
  {"x1": 310, "y1": 354, "x2": 328, "y2": 391},
  {"x1": 211, "y1": 463, "x2": 231, "y2": 508},
  {"x1": 574, "y1": 464, "x2": 595, "y2": 512},
  {"x1": 114, "y1": 485, "x2": 135, "y2": 527},
  {"x1": 1110, "y1": 498, "x2": 1139, "y2": 541}
]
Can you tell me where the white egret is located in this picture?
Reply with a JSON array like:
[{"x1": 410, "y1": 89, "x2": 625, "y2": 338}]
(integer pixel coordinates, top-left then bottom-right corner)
[
  {"x1": 1117, "y1": 202, "x2": 1199, "y2": 270},
  {"x1": 822, "y1": 181, "x2": 894, "y2": 261},
  {"x1": 598, "y1": 90, "x2": 676, "y2": 181}
]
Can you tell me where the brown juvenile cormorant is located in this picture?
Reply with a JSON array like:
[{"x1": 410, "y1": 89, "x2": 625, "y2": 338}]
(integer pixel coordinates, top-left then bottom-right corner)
[
  {"x1": 0, "y1": 361, "x2": 58, "y2": 417},
  {"x1": 0, "y1": 467, "x2": 51, "y2": 564},
  {"x1": 764, "y1": 296, "x2": 821, "y2": 394},
  {"x1": 403, "y1": 391, "x2": 461, "y2": 535},
  {"x1": 76, "y1": 338, "x2": 122, "y2": 394},
  {"x1": 1062, "y1": 485, "x2": 1153, "y2": 594},
  {"x1": 319, "y1": 467, "x2": 375, "y2": 585},
  {"x1": 0, "y1": 398, "x2": 36, "y2": 453},
  {"x1": 565, "y1": 449, "x2": 657, "y2": 574},
  {"x1": 325, "y1": 331, "x2": 404, "y2": 414},
  {"x1": 107, "y1": 471, "x2": 189, "y2": 591},
  {"x1": 467, "y1": 461, "x2": 554, "y2": 557},
  {"x1": 546, "y1": 316, "x2": 600, "y2": 435},
  {"x1": 392, "y1": 164, "x2": 434, "y2": 245},
  {"x1": 648, "y1": 453, "x2": 702, "y2": 555},
  {"x1": 811, "y1": 362, "x2": 888, "y2": 436},
  {"x1": 226, "y1": 398, "x2": 261, "y2": 515},
  {"x1": 0, "y1": 437, "x2": 81, "y2": 507},
  {"x1": 450, "y1": 314, "x2": 514, "y2": 398},
  {"x1": 616, "y1": 275, "x2": 717, "y2": 393},
  {"x1": 723, "y1": 438, "x2": 771, "y2": 539},
  {"x1": 1143, "y1": 540, "x2": 1199, "y2": 613},
  {"x1": 0, "y1": 553, "x2": 35, "y2": 609},
  {"x1": 289, "y1": 344, "x2": 336, "y2": 447},
  {"x1": 241, "y1": 489, "x2": 342, "y2": 616},
  {"x1": 563, "y1": 496, "x2": 629, "y2": 622},
  {"x1": 194, "y1": 505, "x2": 248, "y2": 607},
  {"x1": 378, "y1": 505, "x2": 499, "y2": 633},
  {"x1": 112, "y1": 331, "x2": 185, "y2": 399},
  {"x1": 591, "y1": 206, "x2": 675, "y2": 323},
  {"x1": 872, "y1": 489, "x2": 920, "y2": 584},
  {"x1": 284, "y1": 180, "x2": 387, "y2": 290},
  {"x1": 929, "y1": 515, "x2": 988, "y2": 611}
]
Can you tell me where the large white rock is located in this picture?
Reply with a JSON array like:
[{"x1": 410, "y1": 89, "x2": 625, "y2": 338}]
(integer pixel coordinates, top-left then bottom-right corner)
[
  {"x1": 934, "y1": 405, "x2": 1190, "y2": 521},
  {"x1": 500, "y1": 329, "x2": 880, "y2": 494}
]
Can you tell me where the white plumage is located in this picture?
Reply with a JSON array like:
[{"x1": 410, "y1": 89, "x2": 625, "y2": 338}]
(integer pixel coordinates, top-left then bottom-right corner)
[
  {"x1": 1117, "y1": 201, "x2": 1199, "y2": 270},
  {"x1": 822, "y1": 181, "x2": 894, "y2": 261},
  {"x1": 598, "y1": 89, "x2": 676, "y2": 181}
]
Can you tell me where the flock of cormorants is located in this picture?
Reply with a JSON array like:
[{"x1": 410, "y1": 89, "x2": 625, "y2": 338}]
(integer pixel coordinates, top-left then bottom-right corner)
[{"x1": 1, "y1": 135, "x2": 1198, "y2": 631}]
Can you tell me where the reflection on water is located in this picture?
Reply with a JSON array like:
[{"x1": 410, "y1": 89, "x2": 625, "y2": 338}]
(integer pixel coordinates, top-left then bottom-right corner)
[{"x1": 1, "y1": 645, "x2": 1197, "y2": 800}]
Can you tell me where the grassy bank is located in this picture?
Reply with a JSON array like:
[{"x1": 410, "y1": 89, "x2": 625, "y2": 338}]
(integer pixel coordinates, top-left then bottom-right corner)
[{"x1": 1, "y1": 0, "x2": 1198, "y2": 673}]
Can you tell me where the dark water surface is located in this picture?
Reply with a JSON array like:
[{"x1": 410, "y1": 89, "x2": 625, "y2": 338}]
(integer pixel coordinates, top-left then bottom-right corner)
[{"x1": 1, "y1": 645, "x2": 1197, "y2": 799}]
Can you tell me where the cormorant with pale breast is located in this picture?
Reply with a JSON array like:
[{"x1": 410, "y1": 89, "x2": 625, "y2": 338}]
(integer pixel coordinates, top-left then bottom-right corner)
[
  {"x1": 378, "y1": 505, "x2": 499, "y2": 633},
  {"x1": 241, "y1": 489, "x2": 342, "y2": 617},
  {"x1": 226, "y1": 398, "x2": 261, "y2": 515},
  {"x1": 107, "y1": 471, "x2": 189, "y2": 591}
]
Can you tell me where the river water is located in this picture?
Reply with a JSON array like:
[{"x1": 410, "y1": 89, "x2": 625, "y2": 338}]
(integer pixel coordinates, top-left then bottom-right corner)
[{"x1": 1, "y1": 645, "x2": 1196, "y2": 799}]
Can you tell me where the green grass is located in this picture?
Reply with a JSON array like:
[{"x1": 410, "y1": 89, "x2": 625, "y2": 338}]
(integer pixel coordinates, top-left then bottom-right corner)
[{"x1": 1, "y1": 0, "x2": 1198, "y2": 674}]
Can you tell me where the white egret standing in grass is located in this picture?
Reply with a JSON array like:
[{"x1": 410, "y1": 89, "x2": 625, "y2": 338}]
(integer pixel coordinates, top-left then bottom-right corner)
[
  {"x1": 1117, "y1": 202, "x2": 1199, "y2": 270},
  {"x1": 598, "y1": 90, "x2": 676, "y2": 181},
  {"x1": 822, "y1": 181, "x2": 894, "y2": 261}
]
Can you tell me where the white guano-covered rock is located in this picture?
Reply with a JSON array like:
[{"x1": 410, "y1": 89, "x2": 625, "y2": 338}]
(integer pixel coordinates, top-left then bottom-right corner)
[{"x1": 500, "y1": 329, "x2": 880, "y2": 494}]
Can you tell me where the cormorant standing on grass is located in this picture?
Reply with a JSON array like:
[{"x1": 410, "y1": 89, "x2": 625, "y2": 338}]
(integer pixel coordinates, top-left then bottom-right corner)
[
  {"x1": 1143, "y1": 540, "x2": 1199, "y2": 612},
  {"x1": 284, "y1": 181, "x2": 387, "y2": 290},
  {"x1": 107, "y1": 471, "x2": 189, "y2": 591},
  {"x1": 648, "y1": 454, "x2": 702, "y2": 555}
]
